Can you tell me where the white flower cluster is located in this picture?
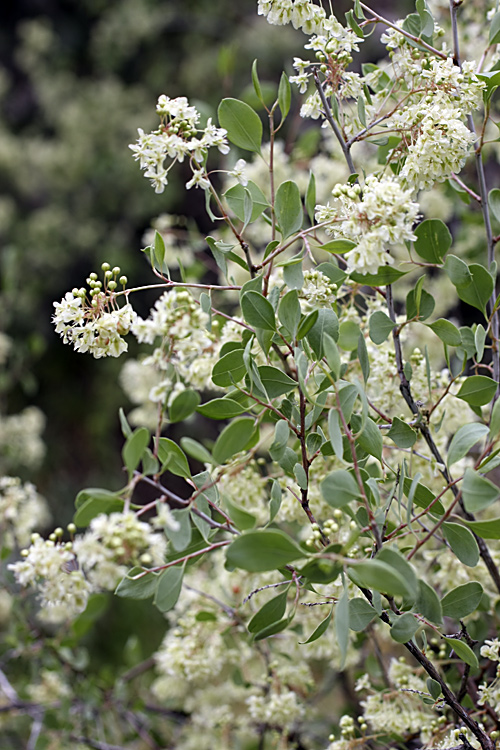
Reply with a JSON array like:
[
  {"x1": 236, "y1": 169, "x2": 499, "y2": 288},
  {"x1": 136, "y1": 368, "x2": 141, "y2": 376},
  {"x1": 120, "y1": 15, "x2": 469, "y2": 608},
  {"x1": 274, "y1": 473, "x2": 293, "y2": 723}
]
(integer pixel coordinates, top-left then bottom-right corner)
[
  {"x1": 377, "y1": 42, "x2": 484, "y2": 192},
  {"x1": 315, "y1": 175, "x2": 419, "y2": 274},
  {"x1": 300, "y1": 269, "x2": 337, "y2": 309},
  {"x1": 361, "y1": 659, "x2": 434, "y2": 740},
  {"x1": 128, "y1": 288, "x2": 219, "y2": 404},
  {"x1": 246, "y1": 688, "x2": 305, "y2": 728},
  {"x1": 153, "y1": 608, "x2": 229, "y2": 688},
  {"x1": 0, "y1": 406, "x2": 46, "y2": 473},
  {"x1": 27, "y1": 669, "x2": 72, "y2": 704},
  {"x1": 129, "y1": 95, "x2": 228, "y2": 193},
  {"x1": 217, "y1": 461, "x2": 269, "y2": 524},
  {"x1": 53, "y1": 266, "x2": 135, "y2": 358},
  {"x1": 257, "y1": 0, "x2": 327, "y2": 34},
  {"x1": 480, "y1": 638, "x2": 500, "y2": 662},
  {"x1": 0, "y1": 476, "x2": 50, "y2": 548},
  {"x1": 8, "y1": 535, "x2": 92, "y2": 623},
  {"x1": 73, "y1": 511, "x2": 166, "y2": 591}
]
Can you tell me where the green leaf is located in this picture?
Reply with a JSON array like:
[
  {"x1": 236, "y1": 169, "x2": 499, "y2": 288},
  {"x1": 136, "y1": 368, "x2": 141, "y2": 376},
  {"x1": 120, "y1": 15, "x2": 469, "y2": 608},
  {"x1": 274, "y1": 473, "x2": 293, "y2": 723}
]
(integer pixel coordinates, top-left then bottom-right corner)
[
  {"x1": 345, "y1": 8, "x2": 364, "y2": 38},
  {"x1": 415, "y1": 579, "x2": 442, "y2": 624},
  {"x1": 387, "y1": 417, "x2": 417, "y2": 449},
  {"x1": 258, "y1": 365, "x2": 297, "y2": 398},
  {"x1": 456, "y1": 264, "x2": 494, "y2": 314},
  {"x1": 319, "y1": 239, "x2": 356, "y2": 254},
  {"x1": 212, "y1": 348, "x2": 246, "y2": 387},
  {"x1": 335, "y1": 584, "x2": 350, "y2": 669},
  {"x1": 489, "y1": 187, "x2": 500, "y2": 223},
  {"x1": 278, "y1": 71, "x2": 291, "y2": 118},
  {"x1": 427, "y1": 678, "x2": 442, "y2": 701},
  {"x1": 490, "y1": 11, "x2": 500, "y2": 45},
  {"x1": 251, "y1": 59, "x2": 264, "y2": 103},
  {"x1": 348, "y1": 560, "x2": 413, "y2": 598},
  {"x1": 427, "y1": 319, "x2": 462, "y2": 346},
  {"x1": 475, "y1": 324, "x2": 487, "y2": 362},
  {"x1": 406, "y1": 287, "x2": 435, "y2": 321},
  {"x1": 73, "y1": 490, "x2": 124, "y2": 528},
  {"x1": 299, "y1": 605, "x2": 333, "y2": 644},
  {"x1": 338, "y1": 320, "x2": 361, "y2": 351},
  {"x1": 337, "y1": 383, "x2": 358, "y2": 423},
  {"x1": 269, "y1": 419, "x2": 290, "y2": 462},
  {"x1": 224, "y1": 496, "x2": 256, "y2": 531},
  {"x1": 164, "y1": 507, "x2": 192, "y2": 552},
  {"x1": 447, "y1": 423, "x2": 489, "y2": 466},
  {"x1": 253, "y1": 615, "x2": 292, "y2": 641},
  {"x1": 213, "y1": 417, "x2": 256, "y2": 464},
  {"x1": 118, "y1": 407, "x2": 132, "y2": 439},
  {"x1": 218, "y1": 98, "x2": 263, "y2": 152},
  {"x1": 224, "y1": 181, "x2": 268, "y2": 223},
  {"x1": 323, "y1": 333, "x2": 341, "y2": 380},
  {"x1": 225, "y1": 529, "x2": 307, "y2": 572},
  {"x1": 306, "y1": 308, "x2": 339, "y2": 358},
  {"x1": 442, "y1": 522, "x2": 479, "y2": 567},
  {"x1": 156, "y1": 438, "x2": 191, "y2": 477},
  {"x1": 390, "y1": 612, "x2": 419, "y2": 643},
  {"x1": 180, "y1": 437, "x2": 214, "y2": 465},
  {"x1": 275, "y1": 180, "x2": 303, "y2": 238},
  {"x1": 443, "y1": 638, "x2": 478, "y2": 669},
  {"x1": 358, "y1": 332, "x2": 370, "y2": 383},
  {"x1": 376, "y1": 547, "x2": 418, "y2": 601},
  {"x1": 248, "y1": 588, "x2": 288, "y2": 633},
  {"x1": 413, "y1": 219, "x2": 451, "y2": 263},
  {"x1": 328, "y1": 409, "x2": 344, "y2": 459},
  {"x1": 350, "y1": 267, "x2": 407, "y2": 285},
  {"x1": 352, "y1": 415, "x2": 383, "y2": 462},
  {"x1": 369, "y1": 310, "x2": 394, "y2": 344},
  {"x1": 456, "y1": 375, "x2": 498, "y2": 407},
  {"x1": 153, "y1": 230, "x2": 165, "y2": 267},
  {"x1": 321, "y1": 469, "x2": 360, "y2": 508},
  {"x1": 444, "y1": 254, "x2": 472, "y2": 287},
  {"x1": 348, "y1": 598, "x2": 376, "y2": 631},
  {"x1": 402, "y1": 477, "x2": 444, "y2": 516},
  {"x1": 169, "y1": 389, "x2": 201, "y2": 423},
  {"x1": 278, "y1": 290, "x2": 301, "y2": 338},
  {"x1": 154, "y1": 564, "x2": 185, "y2": 613},
  {"x1": 115, "y1": 569, "x2": 158, "y2": 600},
  {"x1": 416, "y1": 0, "x2": 434, "y2": 36},
  {"x1": 441, "y1": 581, "x2": 483, "y2": 619},
  {"x1": 122, "y1": 427, "x2": 150, "y2": 476},
  {"x1": 461, "y1": 517, "x2": 500, "y2": 539},
  {"x1": 462, "y1": 468, "x2": 500, "y2": 512},
  {"x1": 490, "y1": 398, "x2": 500, "y2": 440},
  {"x1": 241, "y1": 290, "x2": 276, "y2": 331},
  {"x1": 305, "y1": 172, "x2": 316, "y2": 225},
  {"x1": 269, "y1": 479, "x2": 282, "y2": 522},
  {"x1": 197, "y1": 398, "x2": 246, "y2": 420}
]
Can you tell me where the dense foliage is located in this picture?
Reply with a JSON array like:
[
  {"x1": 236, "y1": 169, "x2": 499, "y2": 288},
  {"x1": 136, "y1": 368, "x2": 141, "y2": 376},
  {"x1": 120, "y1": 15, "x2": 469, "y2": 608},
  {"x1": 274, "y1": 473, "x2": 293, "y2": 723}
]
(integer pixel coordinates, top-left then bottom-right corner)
[{"x1": 4, "y1": 1, "x2": 500, "y2": 749}]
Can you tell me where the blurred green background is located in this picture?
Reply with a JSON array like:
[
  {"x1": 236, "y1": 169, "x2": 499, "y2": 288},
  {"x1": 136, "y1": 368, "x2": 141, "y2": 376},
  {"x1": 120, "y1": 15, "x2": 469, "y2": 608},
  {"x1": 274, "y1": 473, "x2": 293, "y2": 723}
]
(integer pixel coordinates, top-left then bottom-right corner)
[{"x1": 0, "y1": 0, "x2": 311, "y2": 522}]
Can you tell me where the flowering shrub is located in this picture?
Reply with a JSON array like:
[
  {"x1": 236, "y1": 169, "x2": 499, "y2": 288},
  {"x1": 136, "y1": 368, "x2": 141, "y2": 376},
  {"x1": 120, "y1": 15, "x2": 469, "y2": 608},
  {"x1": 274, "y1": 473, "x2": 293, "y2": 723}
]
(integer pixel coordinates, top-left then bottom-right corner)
[{"x1": 5, "y1": 1, "x2": 500, "y2": 749}]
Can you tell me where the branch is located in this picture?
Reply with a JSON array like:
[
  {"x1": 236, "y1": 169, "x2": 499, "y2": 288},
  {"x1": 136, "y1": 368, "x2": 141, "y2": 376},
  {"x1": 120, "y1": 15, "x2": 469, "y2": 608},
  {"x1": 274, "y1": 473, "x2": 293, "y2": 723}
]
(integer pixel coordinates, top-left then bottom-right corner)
[
  {"x1": 385, "y1": 284, "x2": 500, "y2": 593},
  {"x1": 312, "y1": 68, "x2": 356, "y2": 175}
]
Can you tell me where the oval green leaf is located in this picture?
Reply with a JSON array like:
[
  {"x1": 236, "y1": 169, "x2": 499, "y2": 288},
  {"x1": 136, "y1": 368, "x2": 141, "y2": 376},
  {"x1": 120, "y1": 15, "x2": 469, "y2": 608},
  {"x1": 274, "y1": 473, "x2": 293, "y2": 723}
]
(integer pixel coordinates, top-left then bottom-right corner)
[
  {"x1": 456, "y1": 375, "x2": 498, "y2": 407},
  {"x1": 441, "y1": 581, "x2": 483, "y2": 619},
  {"x1": 213, "y1": 417, "x2": 256, "y2": 464},
  {"x1": 225, "y1": 529, "x2": 307, "y2": 572},
  {"x1": 218, "y1": 98, "x2": 263, "y2": 152},
  {"x1": 443, "y1": 522, "x2": 479, "y2": 567},
  {"x1": 241, "y1": 290, "x2": 276, "y2": 331},
  {"x1": 275, "y1": 180, "x2": 303, "y2": 239}
]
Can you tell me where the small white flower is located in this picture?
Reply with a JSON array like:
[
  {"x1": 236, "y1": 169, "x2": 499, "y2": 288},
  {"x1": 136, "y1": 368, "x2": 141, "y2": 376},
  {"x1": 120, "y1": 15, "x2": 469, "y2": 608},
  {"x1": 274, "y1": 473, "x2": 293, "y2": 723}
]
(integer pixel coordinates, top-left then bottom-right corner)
[{"x1": 228, "y1": 158, "x2": 248, "y2": 186}]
